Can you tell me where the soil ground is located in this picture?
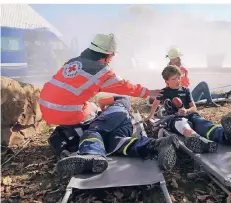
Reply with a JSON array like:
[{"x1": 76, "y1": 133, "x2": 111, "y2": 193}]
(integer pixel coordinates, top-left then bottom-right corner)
[{"x1": 1, "y1": 101, "x2": 231, "y2": 203}]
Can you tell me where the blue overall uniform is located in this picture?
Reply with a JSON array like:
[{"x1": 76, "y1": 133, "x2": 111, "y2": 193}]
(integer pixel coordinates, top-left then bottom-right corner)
[{"x1": 79, "y1": 96, "x2": 152, "y2": 158}]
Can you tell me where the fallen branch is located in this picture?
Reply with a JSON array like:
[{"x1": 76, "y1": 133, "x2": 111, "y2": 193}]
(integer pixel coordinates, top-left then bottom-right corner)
[
  {"x1": 24, "y1": 163, "x2": 40, "y2": 169},
  {"x1": 24, "y1": 159, "x2": 55, "y2": 169},
  {"x1": 48, "y1": 188, "x2": 62, "y2": 194},
  {"x1": 11, "y1": 183, "x2": 27, "y2": 188},
  {"x1": 2, "y1": 138, "x2": 32, "y2": 166}
]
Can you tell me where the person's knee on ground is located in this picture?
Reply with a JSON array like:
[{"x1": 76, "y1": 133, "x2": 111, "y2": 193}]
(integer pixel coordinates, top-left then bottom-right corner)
[
  {"x1": 171, "y1": 117, "x2": 218, "y2": 153},
  {"x1": 56, "y1": 130, "x2": 108, "y2": 176}
]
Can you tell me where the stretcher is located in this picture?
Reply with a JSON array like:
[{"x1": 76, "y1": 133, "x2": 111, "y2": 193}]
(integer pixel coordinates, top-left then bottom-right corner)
[
  {"x1": 149, "y1": 117, "x2": 231, "y2": 202},
  {"x1": 178, "y1": 138, "x2": 231, "y2": 202},
  {"x1": 60, "y1": 111, "x2": 173, "y2": 203}
]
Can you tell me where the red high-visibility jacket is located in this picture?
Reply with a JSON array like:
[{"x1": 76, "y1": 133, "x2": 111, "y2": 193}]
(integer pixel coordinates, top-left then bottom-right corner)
[
  {"x1": 179, "y1": 66, "x2": 190, "y2": 87},
  {"x1": 40, "y1": 57, "x2": 149, "y2": 125}
]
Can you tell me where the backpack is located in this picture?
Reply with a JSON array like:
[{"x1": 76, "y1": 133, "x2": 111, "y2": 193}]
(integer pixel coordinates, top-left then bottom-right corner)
[{"x1": 48, "y1": 121, "x2": 91, "y2": 157}]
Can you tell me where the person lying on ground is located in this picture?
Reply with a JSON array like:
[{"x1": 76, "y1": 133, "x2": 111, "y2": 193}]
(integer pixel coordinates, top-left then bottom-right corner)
[
  {"x1": 163, "y1": 47, "x2": 231, "y2": 107},
  {"x1": 55, "y1": 95, "x2": 179, "y2": 177},
  {"x1": 146, "y1": 65, "x2": 231, "y2": 153},
  {"x1": 39, "y1": 33, "x2": 162, "y2": 126}
]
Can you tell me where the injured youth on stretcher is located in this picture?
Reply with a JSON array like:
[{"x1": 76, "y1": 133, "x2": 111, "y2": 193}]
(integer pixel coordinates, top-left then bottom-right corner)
[
  {"x1": 147, "y1": 110, "x2": 231, "y2": 154},
  {"x1": 146, "y1": 81, "x2": 231, "y2": 153},
  {"x1": 146, "y1": 114, "x2": 231, "y2": 201}
]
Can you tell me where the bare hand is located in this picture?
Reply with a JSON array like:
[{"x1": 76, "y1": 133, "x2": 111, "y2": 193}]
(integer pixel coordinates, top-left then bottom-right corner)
[
  {"x1": 178, "y1": 108, "x2": 187, "y2": 116},
  {"x1": 149, "y1": 89, "x2": 163, "y2": 98}
]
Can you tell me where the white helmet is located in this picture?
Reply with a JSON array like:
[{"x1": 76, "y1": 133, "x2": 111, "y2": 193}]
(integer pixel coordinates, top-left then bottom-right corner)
[
  {"x1": 166, "y1": 48, "x2": 183, "y2": 59},
  {"x1": 89, "y1": 33, "x2": 117, "y2": 54}
]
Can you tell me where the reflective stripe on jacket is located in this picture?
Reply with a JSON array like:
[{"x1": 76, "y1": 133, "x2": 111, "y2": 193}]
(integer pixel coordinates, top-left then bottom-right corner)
[{"x1": 40, "y1": 56, "x2": 149, "y2": 125}]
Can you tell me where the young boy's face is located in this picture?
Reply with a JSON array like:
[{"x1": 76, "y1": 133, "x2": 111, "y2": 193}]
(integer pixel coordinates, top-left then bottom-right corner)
[{"x1": 166, "y1": 74, "x2": 181, "y2": 89}]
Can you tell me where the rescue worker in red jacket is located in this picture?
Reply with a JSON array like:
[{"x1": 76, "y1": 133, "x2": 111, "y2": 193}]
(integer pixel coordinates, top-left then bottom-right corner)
[{"x1": 39, "y1": 33, "x2": 162, "y2": 125}]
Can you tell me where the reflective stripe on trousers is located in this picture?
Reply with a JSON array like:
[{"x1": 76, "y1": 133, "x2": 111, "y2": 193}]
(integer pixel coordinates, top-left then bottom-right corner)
[
  {"x1": 206, "y1": 124, "x2": 220, "y2": 139},
  {"x1": 79, "y1": 136, "x2": 134, "y2": 156}
]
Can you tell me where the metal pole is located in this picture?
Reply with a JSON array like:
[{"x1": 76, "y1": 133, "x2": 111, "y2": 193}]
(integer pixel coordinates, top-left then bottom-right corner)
[
  {"x1": 208, "y1": 174, "x2": 231, "y2": 195},
  {"x1": 160, "y1": 181, "x2": 172, "y2": 203},
  {"x1": 61, "y1": 188, "x2": 72, "y2": 203}
]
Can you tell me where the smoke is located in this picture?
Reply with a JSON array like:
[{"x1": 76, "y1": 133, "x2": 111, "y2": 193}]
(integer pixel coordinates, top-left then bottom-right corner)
[
  {"x1": 52, "y1": 5, "x2": 231, "y2": 89},
  {"x1": 23, "y1": 4, "x2": 229, "y2": 90},
  {"x1": 114, "y1": 5, "x2": 231, "y2": 69}
]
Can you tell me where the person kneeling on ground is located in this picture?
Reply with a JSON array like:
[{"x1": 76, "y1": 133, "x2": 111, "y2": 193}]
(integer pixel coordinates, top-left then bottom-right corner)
[
  {"x1": 146, "y1": 65, "x2": 231, "y2": 153},
  {"x1": 56, "y1": 95, "x2": 179, "y2": 176}
]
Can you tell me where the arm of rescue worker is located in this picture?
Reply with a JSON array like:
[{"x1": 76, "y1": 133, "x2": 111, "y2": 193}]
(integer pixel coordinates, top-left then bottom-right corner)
[
  {"x1": 98, "y1": 96, "x2": 115, "y2": 111},
  {"x1": 100, "y1": 71, "x2": 150, "y2": 98},
  {"x1": 146, "y1": 99, "x2": 161, "y2": 120}
]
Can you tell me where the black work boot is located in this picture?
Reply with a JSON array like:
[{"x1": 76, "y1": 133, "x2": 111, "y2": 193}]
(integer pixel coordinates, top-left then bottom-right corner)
[
  {"x1": 146, "y1": 134, "x2": 179, "y2": 171},
  {"x1": 56, "y1": 154, "x2": 108, "y2": 176},
  {"x1": 221, "y1": 113, "x2": 231, "y2": 145},
  {"x1": 184, "y1": 134, "x2": 218, "y2": 153}
]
